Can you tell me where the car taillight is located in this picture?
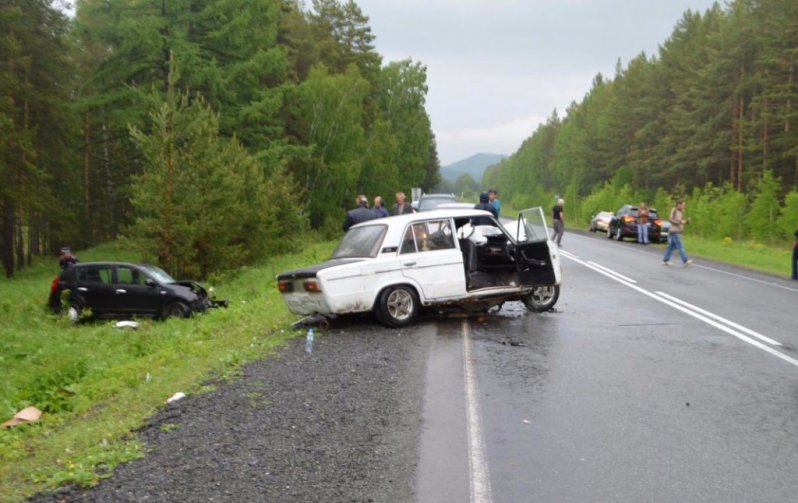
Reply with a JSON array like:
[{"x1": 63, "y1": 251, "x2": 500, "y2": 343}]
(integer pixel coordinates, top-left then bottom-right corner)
[
  {"x1": 303, "y1": 279, "x2": 322, "y2": 293},
  {"x1": 623, "y1": 215, "x2": 635, "y2": 223},
  {"x1": 50, "y1": 276, "x2": 60, "y2": 294},
  {"x1": 654, "y1": 219, "x2": 662, "y2": 226},
  {"x1": 277, "y1": 280, "x2": 294, "y2": 293}
]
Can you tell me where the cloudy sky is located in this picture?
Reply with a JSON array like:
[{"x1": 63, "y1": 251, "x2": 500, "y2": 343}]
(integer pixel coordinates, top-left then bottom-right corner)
[{"x1": 356, "y1": 0, "x2": 720, "y2": 165}]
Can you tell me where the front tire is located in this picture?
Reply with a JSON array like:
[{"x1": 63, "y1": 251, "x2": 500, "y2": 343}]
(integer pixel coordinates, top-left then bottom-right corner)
[
  {"x1": 375, "y1": 285, "x2": 420, "y2": 328},
  {"x1": 164, "y1": 301, "x2": 190, "y2": 319},
  {"x1": 523, "y1": 285, "x2": 560, "y2": 312}
]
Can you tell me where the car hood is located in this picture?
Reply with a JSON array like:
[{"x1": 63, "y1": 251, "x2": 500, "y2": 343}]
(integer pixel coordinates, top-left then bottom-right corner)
[
  {"x1": 167, "y1": 281, "x2": 205, "y2": 301},
  {"x1": 277, "y1": 258, "x2": 366, "y2": 280}
]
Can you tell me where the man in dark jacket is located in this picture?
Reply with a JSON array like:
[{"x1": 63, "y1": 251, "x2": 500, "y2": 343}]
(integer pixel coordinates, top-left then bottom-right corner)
[
  {"x1": 372, "y1": 196, "x2": 389, "y2": 218},
  {"x1": 343, "y1": 195, "x2": 376, "y2": 231},
  {"x1": 59, "y1": 247, "x2": 79, "y2": 270},
  {"x1": 475, "y1": 192, "x2": 498, "y2": 218},
  {"x1": 473, "y1": 192, "x2": 497, "y2": 225}
]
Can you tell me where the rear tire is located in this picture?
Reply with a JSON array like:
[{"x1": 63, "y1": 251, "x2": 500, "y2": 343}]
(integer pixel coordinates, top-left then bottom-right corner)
[
  {"x1": 523, "y1": 285, "x2": 560, "y2": 312},
  {"x1": 164, "y1": 301, "x2": 190, "y2": 319},
  {"x1": 375, "y1": 285, "x2": 419, "y2": 328},
  {"x1": 67, "y1": 303, "x2": 82, "y2": 323}
]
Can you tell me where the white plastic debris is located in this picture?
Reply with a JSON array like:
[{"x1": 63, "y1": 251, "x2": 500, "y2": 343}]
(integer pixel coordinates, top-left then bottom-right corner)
[
  {"x1": 114, "y1": 320, "x2": 139, "y2": 329},
  {"x1": 522, "y1": 419, "x2": 531, "y2": 424},
  {"x1": 166, "y1": 392, "x2": 186, "y2": 403}
]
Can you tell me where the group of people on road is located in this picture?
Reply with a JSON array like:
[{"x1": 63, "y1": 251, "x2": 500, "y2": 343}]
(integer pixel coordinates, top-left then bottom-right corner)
[
  {"x1": 343, "y1": 190, "x2": 503, "y2": 232},
  {"x1": 342, "y1": 192, "x2": 416, "y2": 231},
  {"x1": 344, "y1": 190, "x2": 798, "y2": 280}
]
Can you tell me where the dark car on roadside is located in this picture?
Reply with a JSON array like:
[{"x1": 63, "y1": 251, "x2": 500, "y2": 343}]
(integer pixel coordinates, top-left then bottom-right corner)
[
  {"x1": 607, "y1": 205, "x2": 663, "y2": 242},
  {"x1": 49, "y1": 262, "x2": 226, "y2": 322}
]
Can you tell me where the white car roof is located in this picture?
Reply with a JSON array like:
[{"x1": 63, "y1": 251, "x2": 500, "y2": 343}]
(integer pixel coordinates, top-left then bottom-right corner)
[{"x1": 351, "y1": 208, "x2": 495, "y2": 249}]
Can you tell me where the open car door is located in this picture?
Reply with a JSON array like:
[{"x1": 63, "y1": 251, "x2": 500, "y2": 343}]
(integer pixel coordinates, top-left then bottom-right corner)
[{"x1": 514, "y1": 208, "x2": 562, "y2": 286}]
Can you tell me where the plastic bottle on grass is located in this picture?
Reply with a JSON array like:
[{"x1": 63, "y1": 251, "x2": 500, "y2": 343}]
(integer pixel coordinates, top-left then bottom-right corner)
[{"x1": 305, "y1": 328, "x2": 314, "y2": 353}]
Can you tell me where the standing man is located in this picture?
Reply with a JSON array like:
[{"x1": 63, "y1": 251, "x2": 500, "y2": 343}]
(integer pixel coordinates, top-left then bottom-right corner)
[
  {"x1": 663, "y1": 199, "x2": 693, "y2": 266},
  {"x1": 637, "y1": 202, "x2": 650, "y2": 244},
  {"x1": 488, "y1": 189, "x2": 501, "y2": 217},
  {"x1": 343, "y1": 195, "x2": 375, "y2": 231},
  {"x1": 552, "y1": 198, "x2": 565, "y2": 246},
  {"x1": 372, "y1": 196, "x2": 389, "y2": 218},
  {"x1": 58, "y1": 247, "x2": 79, "y2": 270},
  {"x1": 391, "y1": 192, "x2": 415, "y2": 216}
]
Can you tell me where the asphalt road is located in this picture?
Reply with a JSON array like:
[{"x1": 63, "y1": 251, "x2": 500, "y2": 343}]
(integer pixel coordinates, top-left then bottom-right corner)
[
  {"x1": 417, "y1": 230, "x2": 798, "y2": 502},
  {"x1": 34, "y1": 229, "x2": 798, "y2": 503}
]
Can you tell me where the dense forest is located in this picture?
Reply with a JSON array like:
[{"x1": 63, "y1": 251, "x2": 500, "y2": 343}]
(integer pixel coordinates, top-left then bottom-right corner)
[
  {"x1": 0, "y1": 0, "x2": 440, "y2": 278},
  {"x1": 483, "y1": 0, "x2": 798, "y2": 243}
]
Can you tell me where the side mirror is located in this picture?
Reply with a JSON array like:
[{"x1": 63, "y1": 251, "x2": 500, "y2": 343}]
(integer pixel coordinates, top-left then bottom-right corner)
[{"x1": 145, "y1": 278, "x2": 157, "y2": 287}]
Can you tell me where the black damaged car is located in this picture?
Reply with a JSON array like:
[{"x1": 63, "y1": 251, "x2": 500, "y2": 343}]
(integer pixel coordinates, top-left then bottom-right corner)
[{"x1": 49, "y1": 262, "x2": 227, "y2": 322}]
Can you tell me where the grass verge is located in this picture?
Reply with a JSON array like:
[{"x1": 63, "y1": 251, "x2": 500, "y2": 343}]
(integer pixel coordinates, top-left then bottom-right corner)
[
  {"x1": 682, "y1": 235, "x2": 794, "y2": 278},
  {"x1": 0, "y1": 239, "x2": 336, "y2": 502}
]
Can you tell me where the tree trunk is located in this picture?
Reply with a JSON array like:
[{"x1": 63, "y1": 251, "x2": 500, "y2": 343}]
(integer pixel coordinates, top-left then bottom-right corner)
[
  {"x1": 84, "y1": 110, "x2": 91, "y2": 230},
  {"x1": 102, "y1": 119, "x2": 115, "y2": 239},
  {"x1": 16, "y1": 210, "x2": 25, "y2": 272},
  {"x1": 736, "y1": 68, "x2": 745, "y2": 191},
  {"x1": 30, "y1": 211, "x2": 39, "y2": 265},
  {"x1": 1, "y1": 202, "x2": 14, "y2": 278},
  {"x1": 762, "y1": 94, "x2": 768, "y2": 169}
]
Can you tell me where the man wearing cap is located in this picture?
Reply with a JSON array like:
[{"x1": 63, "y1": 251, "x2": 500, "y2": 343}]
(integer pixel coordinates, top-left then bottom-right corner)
[{"x1": 59, "y1": 247, "x2": 79, "y2": 270}]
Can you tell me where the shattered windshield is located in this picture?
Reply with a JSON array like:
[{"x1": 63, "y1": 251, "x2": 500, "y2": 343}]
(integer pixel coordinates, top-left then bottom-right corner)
[
  {"x1": 332, "y1": 224, "x2": 388, "y2": 258},
  {"x1": 141, "y1": 265, "x2": 176, "y2": 284}
]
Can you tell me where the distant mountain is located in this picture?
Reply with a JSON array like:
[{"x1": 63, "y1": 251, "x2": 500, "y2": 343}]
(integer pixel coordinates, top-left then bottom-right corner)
[{"x1": 440, "y1": 153, "x2": 508, "y2": 183}]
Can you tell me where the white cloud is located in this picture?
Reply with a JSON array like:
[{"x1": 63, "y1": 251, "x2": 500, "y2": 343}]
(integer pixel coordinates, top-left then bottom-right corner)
[
  {"x1": 358, "y1": 0, "x2": 720, "y2": 164},
  {"x1": 437, "y1": 115, "x2": 547, "y2": 165}
]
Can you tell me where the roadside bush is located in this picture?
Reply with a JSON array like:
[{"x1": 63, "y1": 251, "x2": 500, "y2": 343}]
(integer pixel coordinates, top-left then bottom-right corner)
[
  {"x1": 745, "y1": 170, "x2": 781, "y2": 243},
  {"x1": 777, "y1": 190, "x2": 798, "y2": 240}
]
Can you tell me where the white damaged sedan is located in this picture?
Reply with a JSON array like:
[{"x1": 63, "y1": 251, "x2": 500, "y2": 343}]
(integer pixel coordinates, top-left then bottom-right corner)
[{"x1": 276, "y1": 207, "x2": 562, "y2": 327}]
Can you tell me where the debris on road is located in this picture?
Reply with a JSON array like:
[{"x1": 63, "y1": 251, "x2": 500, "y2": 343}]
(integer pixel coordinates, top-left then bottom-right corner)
[{"x1": 166, "y1": 392, "x2": 186, "y2": 403}]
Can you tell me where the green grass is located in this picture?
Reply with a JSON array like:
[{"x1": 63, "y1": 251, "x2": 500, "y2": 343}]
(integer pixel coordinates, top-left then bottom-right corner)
[
  {"x1": 682, "y1": 235, "x2": 794, "y2": 278},
  {"x1": 0, "y1": 239, "x2": 336, "y2": 502}
]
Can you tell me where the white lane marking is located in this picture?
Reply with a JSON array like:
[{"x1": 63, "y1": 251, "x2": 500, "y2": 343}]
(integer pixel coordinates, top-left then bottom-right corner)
[
  {"x1": 462, "y1": 319, "x2": 493, "y2": 503},
  {"x1": 562, "y1": 254, "x2": 798, "y2": 369},
  {"x1": 691, "y1": 262, "x2": 798, "y2": 293},
  {"x1": 587, "y1": 261, "x2": 637, "y2": 284},
  {"x1": 656, "y1": 291, "x2": 782, "y2": 346}
]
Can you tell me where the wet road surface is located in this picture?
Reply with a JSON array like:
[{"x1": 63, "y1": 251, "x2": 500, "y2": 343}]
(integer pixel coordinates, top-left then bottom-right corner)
[{"x1": 417, "y1": 230, "x2": 798, "y2": 502}]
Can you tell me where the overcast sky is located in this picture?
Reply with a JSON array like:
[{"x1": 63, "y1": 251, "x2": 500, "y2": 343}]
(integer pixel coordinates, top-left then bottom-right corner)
[{"x1": 356, "y1": 0, "x2": 721, "y2": 165}]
